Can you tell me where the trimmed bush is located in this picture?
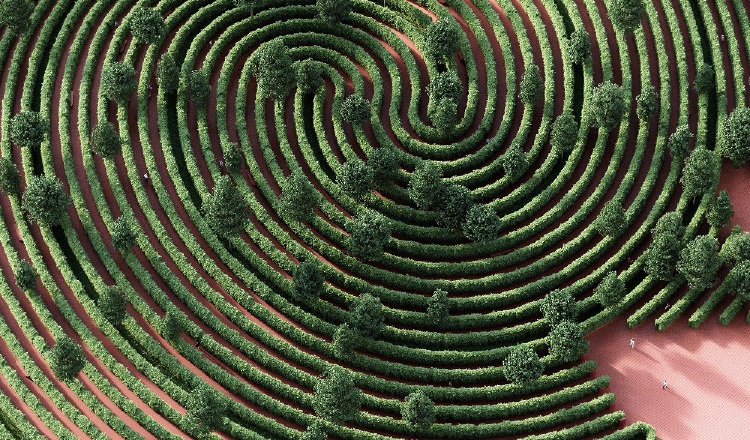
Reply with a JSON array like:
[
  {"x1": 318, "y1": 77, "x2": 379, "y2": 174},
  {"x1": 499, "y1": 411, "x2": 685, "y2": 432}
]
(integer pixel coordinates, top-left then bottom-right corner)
[
  {"x1": 519, "y1": 64, "x2": 543, "y2": 106},
  {"x1": 186, "y1": 384, "x2": 228, "y2": 434},
  {"x1": 187, "y1": 70, "x2": 210, "y2": 108},
  {"x1": 721, "y1": 107, "x2": 750, "y2": 167},
  {"x1": 340, "y1": 95, "x2": 371, "y2": 125},
  {"x1": 14, "y1": 259, "x2": 37, "y2": 291},
  {"x1": 644, "y1": 233, "x2": 682, "y2": 281},
  {"x1": 429, "y1": 97, "x2": 458, "y2": 132},
  {"x1": 157, "y1": 52, "x2": 180, "y2": 93},
  {"x1": 681, "y1": 146, "x2": 719, "y2": 200},
  {"x1": 101, "y1": 61, "x2": 136, "y2": 104},
  {"x1": 462, "y1": 204, "x2": 501, "y2": 242},
  {"x1": 9, "y1": 110, "x2": 48, "y2": 149},
  {"x1": 90, "y1": 122, "x2": 122, "y2": 159},
  {"x1": 594, "y1": 271, "x2": 627, "y2": 308},
  {"x1": 427, "y1": 288, "x2": 450, "y2": 323},
  {"x1": 607, "y1": 0, "x2": 645, "y2": 34},
  {"x1": 503, "y1": 345, "x2": 544, "y2": 384},
  {"x1": 223, "y1": 141, "x2": 243, "y2": 173},
  {"x1": 727, "y1": 260, "x2": 750, "y2": 300},
  {"x1": 98, "y1": 285, "x2": 128, "y2": 325},
  {"x1": 316, "y1": 0, "x2": 352, "y2": 23},
  {"x1": 550, "y1": 112, "x2": 579, "y2": 155},
  {"x1": 337, "y1": 158, "x2": 373, "y2": 201},
  {"x1": 110, "y1": 216, "x2": 137, "y2": 252},
  {"x1": 548, "y1": 321, "x2": 589, "y2": 363},
  {"x1": 295, "y1": 59, "x2": 325, "y2": 93},
  {"x1": 160, "y1": 309, "x2": 183, "y2": 341},
  {"x1": 677, "y1": 235, "x2": 722, "y2": 290},
  {"x1": 422, "y1": 19, "x2": 460, "y2": 59},
  {"x1": 368, "y1": 147, "x2": 398, "y2": 187},
  {"x1": 0, "y1": 157, "x2": 21, "y2": 196},
  {"x1": 593, "y1": 199, "x2": 626, "y2": 237},
  {"x1": 401, "y1": 390, "x2": 436, "y2": 429},
  {"x1": 636, "y1": 84, "x2": 658, "y2": 122},
  {"x1": 280, "y1": 170, "x2": 319, "y2": 221},
  {"x1": 346, "y1": 208, "x2": 391, "y2": 261},
  {"x1": 48, "y1": 336, "x2": 86, "y2": 381},
  {"x1": 426, "y1": 71, "x2": 462, "y2": 102},
  {"x1": 566, "y1": 29, "x2": 591, "y2": 65},
  {"x1": 348, "y1": 292, "x2": 384, "y2": 338},
  {"x1": 502, "y1": 142, "x2": 529, "y2": 181},
  {"x1": 201, "y1": 175, "x2": 250, "y2": 241},
  {"x1": 252, "y1": 39, "x2": 296, "y2": 103},
  {"x1": 301, "y1": 421, "x2": 327, "y2": 440},
  {"x1": 0, "y1": 0, "x2": 34, "y2": 35},
  {"x1": 667, "y1": 124, "x2": 693, "y2": 159},
  {"x1": 694, "y1": 63, "x2": 715, "y2": 95},
  {"x1": 540, "y1": 289, "x2": 578, "y2": 326},
  {"x1": 313, "y1": 366, "x2": 362, "y2": 424},
  {"x1": 408, "y1": 161, "x2": 444, "y2": 210},
  {"x1": 333, "y1": 323, "x2": 359, "y2": 358},
  {"x1": 293, "y1": 260, "x2": 325, "y2": 299},
  {"x1": 437, "y1": 184, "x2": 474, "y2": 230},
  {"x1": 128, "y1": 6, "x2": 165, "y2": 45},
  {"x1": 707, "y1": 190, "x2": 733, "y2": 229},
  {"x1": 21, "y1": 175, "x2": 72, "y2": 227},
  {"x1": 720, "y1": 229, "x2": 750, "y2": 264},
  {"x1": 588, "y1": 82, "x2": 627, "y2": 131}
]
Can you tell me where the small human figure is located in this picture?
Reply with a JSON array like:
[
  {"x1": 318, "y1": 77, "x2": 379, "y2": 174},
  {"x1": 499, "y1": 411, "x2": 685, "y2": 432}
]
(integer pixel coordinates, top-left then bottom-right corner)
[
  {"x1": 25, "y1": 375, "x2": 33, "y2": 382},
  {"x1": 721, "y1": 34, "x2": 725, "y2": 42},
  {"x1": 114, "y1": 20, "x2": 119, "y2": 28},
  {"x1": 218, "y1": 159, "x2": 224, "y2": 169},
  {"x1": 143, "y1": 173, "x2": 149, "y2": 184},
  {"x1": 629, "y1": 338, "x2": 635, "y2": 349},
  {"x1": 665, "y1": 303, "x2": 671, "y2": 310},
  {"x1": 194, "y1": 338, "x2": 200, "y2": 348},
  {"x1": 486, "y1": 138, "x2": 491, "y2": 144},
  {"x1": 662, "y1": 379, "x2": 668, "y2": 390}
]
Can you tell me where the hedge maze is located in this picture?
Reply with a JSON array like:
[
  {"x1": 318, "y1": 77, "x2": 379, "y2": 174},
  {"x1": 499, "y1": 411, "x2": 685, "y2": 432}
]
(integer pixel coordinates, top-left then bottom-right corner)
[{"x1": 0, "y1": 0, "x2": 748, "y2": 438}]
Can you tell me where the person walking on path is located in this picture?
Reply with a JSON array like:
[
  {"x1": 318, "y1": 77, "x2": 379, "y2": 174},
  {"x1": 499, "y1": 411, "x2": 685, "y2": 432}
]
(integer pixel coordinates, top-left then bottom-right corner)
[
  {"x1": 662, "y1": 379, "x2": 668, "y2": 390},
  {"x1": 630, "y1": 338, "x2": 635, "y2": 349}
]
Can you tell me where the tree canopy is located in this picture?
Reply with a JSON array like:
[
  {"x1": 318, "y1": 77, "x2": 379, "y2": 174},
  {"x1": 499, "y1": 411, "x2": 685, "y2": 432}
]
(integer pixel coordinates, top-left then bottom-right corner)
[
  {"x1": 408, "y1": 161, "x2": 445, "y2": 210},
  {"x1": 0, "y1": 157, "x2": 21, "y2": 196},
  {"x1": 187, "y1": 70, "x2": 211, "y2": 108},
  {"x1": 295, "y1": 59, "x2": 325, "y2": 93},
  {"x1": 608, "y1": 0, "x2": 645, "y2": 34},
  {"x1": 22, "y1": 175, "x2": 72, "y2": 227},
  {"x1": 667, "y1": 124, "x2": 693, "y2": 159},
  {"x1": 426, "y1": 71, "x2": 462, "y2": 102},
  {"x1": 694, "y1": 63, "x2": 715, "y2": 95},
  {"x1": 502, "y1": 142, "x2": 529, "y2": 181},
  {"x1": 503, "y1": 345, "x2": 544, "y2": 384},
  {"x1": 347, "y1": 208, "x2": 391, "y2": 261},
  {"x1": 301, "y1": 422, "x2": 327, "y2": 440},
  {"x1": 368, "y1": 147, "x2": 398, "y2": 187},
  {"x1": 550, "y1": 112, "x2": 579, "y2": 155},
  {"x1": 677, "y1": 235, "x2": 722, "y2": 290},
  {"x1": 0, "y1": 0, "x2": 34, "y2": 35},
  {"x1": 422, "y1": 19, "x2": 460, "y2": 59},
  {"x1": 566, "y1": 29, "x2": 591, "y2": 65},
  {"x1": 401, "y1": 390, "x2": 436, "y2": 430},
  {"x1": 437, "y1": 184, "x2": 474, "y2": 230},
  {"x1": 348, "y1": 292, "x2": 385, "y2": 338},
  {"x1": 540, "y1": 289, "x2": 577, "y2": 326},
  {"x1": 223, "y1": 141, "x2": 243, "y2": 173},
  {"x1": 681, "y1": 146, "x2": 719, "y2": 199},
  {"x1": 594, "y1": 271, "x2": 627, "y2": 308},
  {"x1": 707, "y1": 190, "x2": 733, "y2": 230},
  {"x1": 49, "y1": 336, "x2": 86, "y2": 381},
  {"x1": 98, "y1": 285, "x2": 128, "y2": 325},
  {"x1": 316, "y1": 0, "x2": 352, "y2": 23},
  {"x1": 293, "y1": 260, "x2": 326, "y2": 299},
  {"x1": 314, "y1": 366, "x2": 362, "y2": 424},
  {"x1": 428, "y1": 97, "x2": 458, "y2": 132},
  {"x1": 721, "y1": 107, "x2": 750, "y2": 167},
  {"x1": 462, "y1": 204, "x2": 501, "y2": 242},
  {"x1": 548, "y1": 321, "x2": 589, "y2": 363},
  {"x1": 519, "y1": 64, "x2": 544, "y2": 105},
  {"x1": 280, "y1": 170, "x2": 319, "y2": 221},
  {"x1": 14, "y1": 259, "x2": 37, "y2": 291},
  {"x1": 252, "y1": 39, "x2": 296, "y2": 103},
  {"x1": 186, "y1": 384, "x2": 228, "y2": 434},
  {"x1": 9, "y1": 110, "x2": 48, "y2": 149},
  {"x1": 110, "y1": 216, "x2": 138, "y2": 252},
  {"x1": 337, "y1": 158, "x2": 373, "y2": 201},
  {"x1": 129, "y1": 6, "x2": 165, "y2": 44},
  {"x1": 340, "y1": 94, "x2": 371, "y2": 125},
  {"x1": 427, "y1": 288, "x2": 450, "y2": 324},
  {"x1": 201, "y1": 175, "x2": 251, "y2": 240},
  {"x1": 90, "y1": 121, "x2": 122, "y2": 159},
  {"x1": 101, "y1": 61, "x2": 136, "y2": 104},
  {"x1": 635, "y1": 84, "x2": 658, "y2": 122},
  {"x1": 157, "y1": 52, "x2": 180, "y2": 93},
  {"x1": 593, "y1": 199, "x2": 627, "y2": 237},
  {"x1": 588, "y1": 82, "x2": 627, "y2": 131}
]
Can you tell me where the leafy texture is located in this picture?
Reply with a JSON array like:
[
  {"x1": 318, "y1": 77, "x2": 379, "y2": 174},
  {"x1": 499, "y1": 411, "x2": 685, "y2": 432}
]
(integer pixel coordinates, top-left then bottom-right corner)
[
  {"x1": 0, "y1": 0, "x2": 34, "y2": 35},
  {"x1": 186, "y1": 384, "x2": 228, "y2": 434},
  {"x1": 502, "y1": 142, "x2": 529, "y2": 181},
  {"x1": 110, "y1": 216, "x2": 137, "y2": 252},
  {"x1": 677, "y1": 235, "x2": 722, "y2": 290},
  {"x1": 188, "y1": 70, "x2": 210, "y2": 108},
  {"x1": 14, "y1": 259, "x2": 37, "y2": 291},
  {"x1": 401, "y1": 390, "x2": 436, "y2": 429},
  {"x1": 681, "y1": 146, "x2": 719, "y2": 199},
  {"x1": 316, "y1": 0, "x2": 352, "y2": 23},
  {"x1": 408, "y1": 161, "x2": 444, "y2": 210},
  {"x1": 98, "y1": 285, "x2": 128, "y2": 325},
  {"x1": 636, "y1": 84, "x2": 658, "y2": 121},
  {"x1": 280, "y1": 170, "x2": 319, "y2": 220},
  {"x1": 49, "y1": 336, "x2": 85, "y2": 381},
  {"x1": 548, "y1": 321, "x2": 589, "y2": 363},
  {"x1": 462, "y1": 204, "x2": 501, "y2": 242},
  {"x1": 368, "y1": 147, "x2": 398, "y2": 187},
  {"x1": 427, "y1": 289, "x2": 450, "y2": 323},
  {"x1": 550, "y1": 112, "x2": 579, "y2": 155},
  {"x1": 593, "y1": 199, "x2": 627, "y2": 237},
  {"x1": 667, "y1": 124, "x2": 693, "y2": 158},
  {"x1": 295, "y1": 59, "x2": 325, "y2": 93},
  {"x1": 129, "y1": 6, "x2": 165, "y2": 44},
  {"x1": 707, "y1": 190, "x2": 733, "y2": 229},
  {"x1": 9, "y1": 110, "x2": 48, "y2": 149},
  {"x1": 694, "y1": 63, "x2": 715, "y2": 95},
  {"x1": 438, "y1": 184, "x2": 474, "y2": 230},
  {"x1": 0, "y1": 157, "x2": 21, "y2": 196},
  {"x1": 347, "y1": 208, "x2": 391, "y2": 261},
  {"x1": 101, "y1": 61, "x2": 136, "y2": 104},
  {"x1": 608, "y1": 0, "x2": 645, "y2": 34},
  {"x1": 252, "y1": 39, "x2": 296, "y2": 103},
  {"x1": 519, "y1": 64, "x2": 543, "y2": 105},
  {"x1": 721, "y1": 107, "x2": 750, "y2": 167},
  {"x1": 348, "y1": 293, "x2": 384, "y2": 337},
  {"x1": 588, "y1": 81, "x2": 627, "y2": 131},
  {"x1": 90, "y1": 122, "x2": 122, "y2": 159},
  {"x1": 503, "y1": 345, "x2": 544, "y2": 384},
  {"x1": 423, "y1": 19, "x2": 460, "y2": 59},
  {"x1": 540, "y1": 289, "x2": 577, "y2": 326},
  {"x1": 594, "y1": 271, "x2": 627, "y2": 308},
  {"x1": 314, "y1": 366, "x2": 362, "y2": 424},
  {"x1": 22, "y1": 175, "x2": 72, "y2": 226},
  {"x1": 340, "y1": 95, "x2": 371, "y2": 125},
  {"x1": 337, "y1": 158, "x2": 373, "y2": 201},
  {"x1": 566, "y1": 29, "x2": 591, "y2": 65},
  {"x1": 293, "y1": 260, "x2": 325, "y2": 299},
  {"x1": 157, "y1": 52, "x2": 179, "y2": 93}
]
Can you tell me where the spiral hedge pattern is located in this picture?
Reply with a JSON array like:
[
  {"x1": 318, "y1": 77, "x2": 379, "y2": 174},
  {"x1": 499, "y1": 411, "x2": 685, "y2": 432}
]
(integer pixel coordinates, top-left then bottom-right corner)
[{"x1": 0, "y1": 0, "x2": 747, "y2": 438}]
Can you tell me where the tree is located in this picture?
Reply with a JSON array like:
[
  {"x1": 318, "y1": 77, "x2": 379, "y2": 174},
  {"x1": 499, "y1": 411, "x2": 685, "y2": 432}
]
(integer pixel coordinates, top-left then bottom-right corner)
[
  {"x1": 720, "y1": 228, "x2": 750, "y2": 264},
  {"x1": 721, "y1": 107, "x2": 750, "y2": 167},
  {"x1": 548, "y1": 321, "x2": 589, "y2": 362},
  {"x1": 280, "y1": 170, "x2": 319, "y2": 220},
  {"x1": 588, "y1": 82, "x2": 627, "y2": 131},
  {"x1": 550, "y1": 111, "x2": 579, "y2": 155},
  {"x1": 157, "y1": 52, "x2": 180, "y2": 93},
  {"x1": 9, "y1": 110, "x2": 48, "y2": 149},
  {"x1": 110, "y1": 216, "x2": 137, "y2": 252},
  {"x1": 14, "y1": 259, "x2": 37, "y2": 291},
  {"x1": 539, "y1": 289, "x2": 577, "y2": 326},
  {"x1": 652, "y1": 211, "x2": 684, "y2": 238},
  {"x1": 301, "y1": 421, "x2": 327, "y2": 440},
  {"x1": 293, "y1": 260, "x2": 325, "y2": 299},
  {"x1": 667, "y1": 124, "x2": 693, "y2": 159},
  {"x1": 677, "y1": 235, "x2": 722, "y2": 290},
  {"x1": 101, "y1": 61, "x2": 136, "y2": 104},
  {"x1": 426, "y1": 71, "x2": 462, "y2": 102},
  {"x1": 202, "y1": 175, "x2": 250, "y2": 241},
  {"x1": 428, "y1": 97, "x2": 458, "y2": 132},
  {"x1": 186, "y1": 384, "x2": 228, "y2": 434},
  {"x1": 566, "y1": 29, "x2": 591, "y2": 65},
  {"x1": 0, "y1": 0, "x2": 34, "y2": 35},
  {"x1": 160, "y1": 308, "x2": 183, "y2": 340},
  {"x1": 423, "y1": 19, "x2": 460, "y2": 60},
  {"x1": 340, "y1": 95, "x2": 371, "y2": 125},
  {"x1": 502, "y1": 142, "x2": 528, "y2": 181},
  {"x1": 0, "y1": 156, "x2": 21, "y2": 196},
  {"x1": 48, "y1": 336, "x2": 86, "y2": 381},
  {"x1": 347, "y1": 208, "x2": 391, "y2": 261},
  {"x1": 593, "y1": 199, "x2": 627, "y2": 237},
  {"x1": 316, "y1": 0, "x2": 352, "y2": 22},
  {"x1": 337, "y1": 158, "x2": 373, "y2": 201},
  {"x1": 252, "y1": 39, "x2": 296, "y2": 103},
  {"x1": 427, "y1": 289, "x2": 449, "y2": 323},
  {"x1": 188, "y1": 70, "x2": 210, "y2": 108},
  {"x1": 314, "y1": 366, "x2": 362, "y2": 424},
  {"x1": 635, "y1": 84, "x2": 658, "y2": 122},
  {"x1": 462, "y1": 204, "x2": 501, "y2": 242},
  {"x1": 129, "y1": 6, "x2": 165, "y2": 45},
  {"x1": 707, "y1": 190, "x2": 733, "y2": 229},
  {"x1": 607, "y1": 0, "x2": 645, "y2": 34},
  {"x1": 333, "y1": 323, "x2": 359, "y2": 358},
  {"x1": 223, "y1": 141, "x2": 243, "y2": 173},
  {"x1": 90, "y1": 122, "x2": 122, "y2": 159},
  {"x1": 295, "y1": 59, "x2": 325, "y2": 93},
  {"x1": 694, "y1": 63, "x2": 715, "y2": 95},
  {"x1": 22, "y1": 175, "x2": 71, "y2": 227},
  {"x1": 727, "y1": 260, "x2": 750, "y2": 300},
  {"x1": 437, "y1": 184, "x2": 474, "y2": 230},
  {"x1": 519, "y1": 64, "x2": 543, "y2": 106},
  {"x1": 368, "y1": 147, "x2": 398, "y2": 187},
  {"x1": 401, "y1": 390, "x2": 435, "y2": 430},
  {"x1": 681, "y1": 146, "x2": 719, "y2": 200},
  {"x1": 594, "y1": 271, "x2": 627, "y2": 308},
  {"x1": 98, "y1": 285, "x2": 128, "y2": 325},
  {"x1": 408, "y1": 161, "x2": 444, "y2": 210},
  {"x1": 644, "y1": 233, "x2": 682, "y2": 281},
  {"x1": 503, "y1": 345, "x2": 543, "y2": 384},
  {"x1": 348, "y1": 293, "x2": 384, "y2": 338}
]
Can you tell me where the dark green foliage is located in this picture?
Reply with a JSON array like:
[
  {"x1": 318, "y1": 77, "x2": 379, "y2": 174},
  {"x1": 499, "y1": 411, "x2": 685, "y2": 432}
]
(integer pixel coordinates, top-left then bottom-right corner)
[
  {"x1": 347, "y1": 209, "x2": 391, "y2": 261},
  {"x1": 608, "y1": 0, "x2": 645, "y2": 34},
  {"x1": 160, "y1": 308, "x2": 183, "y2": 340},
  {"x1": 223, "y1": 142, "x2": 243, "y2": 173},
  {"x1": 502, "y1": 142, "x2": 529, "y2": 181},
  {"x1": 428, "y1": 97, "x2": 458, "y2": 132},
  {"x1": 667, "y1": 124, "x2": 693, "y2": 158},
  {"x1": 337, "y1": 158, "x2": 373, "y2": 201},
  {"x1": 301, "y1": 421, "x2": 327, "y2": 440},
  {"x1": 707, "y1": 190, "x2": 733, "y2": 229},
  {"x1": 186, "y1": 384, "x2": 228, "y2": 433},
  {"x1": 110, "y1": 216, "x2": 137, "y2": 252},
  {"x1": 316, "y1": 0, "x2": 352, "y2": 23},
  {"x1": 550, "y1": 112, "x2": 579, "y2": 155},
  {"x1": 727, "y1": 260, "x2": 750, "y2": 300},
  {"x1": 462, "y1": 204, "x2": 501, "y2": 242},
  {"x1": 295, "y1": 59, "x2": 325, "y2": 93},
  {"x1": 348, "y1": 293, "x2": 384, "y2": 338},
  {"x1": 694, "y1": 63, "x2": 715, "y2": 95},
  {"x1": 644, "y1": 233, "x2": 682, "y2": 281},
  {"x1": 128, "y1": 6, "x2": 165, "y2": 44},
  {"x1": 652, "y1": 211, "x2": 684, "y2": 238},
  {"x1": 90, "y1": 122, "x2": 122, "y2": 159},
  {"x1": 340, "y1": 95, "x2": 371, "y2": 125},
  {"x1": 202, "y1": 175, "x2": 250, "y2": 240},
  {"x1": 252, "y1": 39, "x2": 296, "y2": 103},
  {"x1": 0, "y1": 0, "x2": 34, "y2": 35},
  {"x1": 636, "y1": 84, "x2": 658, "y2": 122},
  {"x1": 437, "y1": 184, "x2": 474, "y2": 230},
  {"x1": 293, "y1": 260, "x2": 325, "y2": 299},
  {"x1": 677, "y1": 235, "x2": 722, "y2": 290},
  {"x1": 566, "y1": 29, "x2": 591, "y2": 65},
  {"x1": 427, "y1": 289, "x2": 449, "y2": 323},
  {"x1": 721, "y1": 107, "x2": 750, "y2": 167},
  {"x1": 408, "y1": 161, "x2": 444, "y2": 210},
  {"x1": 548, "y1": 321, "x2": 589, "y2": 362},
  {"x1": 333, "y1": 323, "x2": 359, "y2": 358},
  {"x1": 14, "y1": 259, "x2": 37, "y2": 291},
  {"x1": 188, "y1": 70, "x2": 210, "y2": 108},
  {"x1": 101, "y1": 61, "x2": 136, "y2": 104},
  {"x1": 233, "y1": 0, "x2": 261, "y2": 16},
  {"x1": 21, "y1": 175, "x2": 71, "y2": 227},
  {"x1": 593, "y1": 199, "x2": 627, "y2": 237},
  {"x1": 314, "y1": 366, "x2": 362, "y2": 424},
  {"x1": 401, "y1": 390, "x2": 436, "y2": 429},
  {"x1": 594, "y1": 271, "x2": 627, "y2": 308},
  {"x1": 98, "y1": 285, "x2": 128, "y2": 324},
  {"x1": 681, "y1": 146, "x2": 719, "y2": 199},
  {"x1": 368, "y1": 147, "x2": 398, "y2": 187},
  {"x1": 720, "y1": 228, "x2": 750, "y2": 264},
  {"x1": 503, "y1": 345, "x2": 544, "y2": 384},
  {"x1": 540, "y1": 289, "x2": 577, "y2": 326},
  {"x1": 49, "y1": 336, "x2": 85, "y2": 381},
  {"x1": 280, "y1": 170, "x2": 319, "y2": 221},
  {"x1": 426, "y1": 71, "x2": 462, "y2": 102},
  {"x1": 423, "y1": 19, "x2": 460, "y2": 59},
  {"x1": 157, "y1": 52, "x2": 180, "y2": 93},
  {"x1": 9, "y1": 110, "x2": 48, "y2": 149},
  {"x1": 0, "y1": 157, "x2": 21, "y2": 196},
  {"x1": 588, "y1": 82, "x2": 627, "y2": 131},
  {"x1": 519, "y1": 64, "x2": 543, "y2": 106}
]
